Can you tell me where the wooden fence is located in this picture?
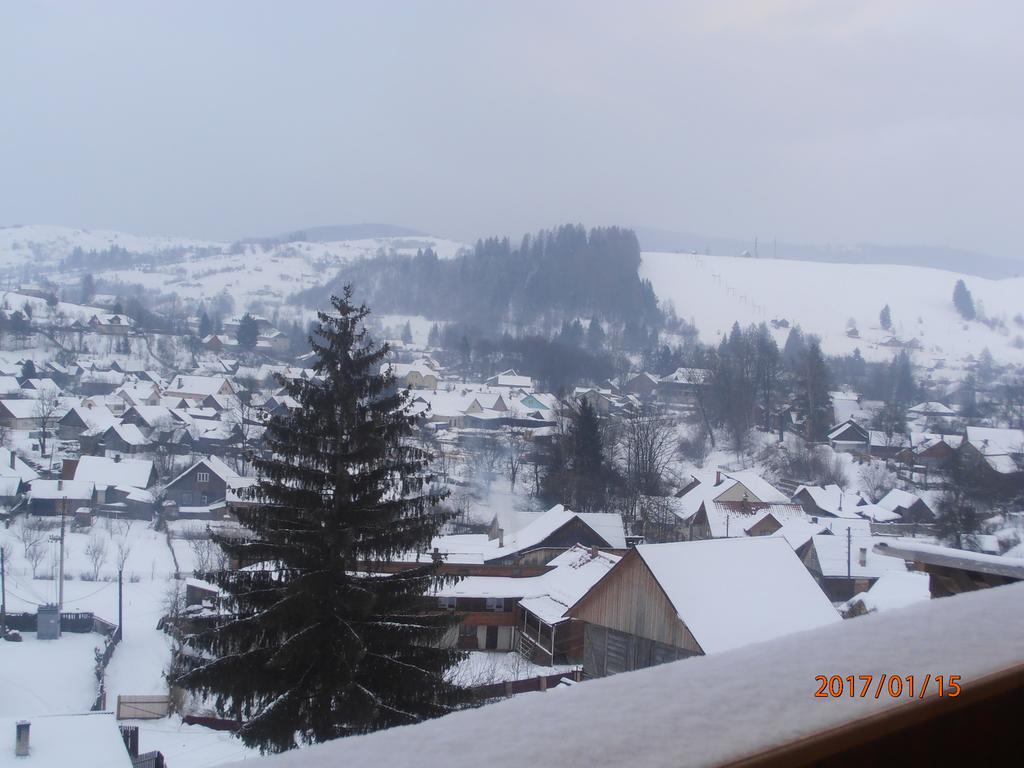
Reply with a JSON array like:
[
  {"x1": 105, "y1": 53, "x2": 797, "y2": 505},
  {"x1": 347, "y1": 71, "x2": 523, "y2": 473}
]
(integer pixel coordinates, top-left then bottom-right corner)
[
  {"x1": 116, "y1": 695, "x2": 172, "y2": 720},
  {"x1": 468, "y1": 668, "x2": 583, "y2": 701}
]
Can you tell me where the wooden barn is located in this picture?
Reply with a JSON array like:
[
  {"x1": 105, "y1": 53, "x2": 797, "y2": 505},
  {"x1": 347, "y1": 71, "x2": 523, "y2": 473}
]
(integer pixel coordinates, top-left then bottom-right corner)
[{"x1": 567, "y1": 537, "x2": 839, "y2": 678}]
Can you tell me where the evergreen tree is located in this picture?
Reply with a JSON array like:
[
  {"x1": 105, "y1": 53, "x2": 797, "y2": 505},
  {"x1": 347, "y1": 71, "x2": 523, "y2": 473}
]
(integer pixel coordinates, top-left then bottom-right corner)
[
  {"x1": 879, "y1": 304, "x2": 892, "y2": 331},
  {"x1": 427, "y1": 323, "x2": 440, "y2": 347},
  {"x1": 175, "y1": 288, "x2": 461, "y2": 753},
  {"x1": 198, "y1": 311, "x2": 213, "y2": 338},
  {"x1": 586, "y1": 317, "x2": 606, "y2": 351},
  {"x1": 797, "y1": 337, "x2": 831, "y2": 440},
  {"x1": 953, "y1": 279, "x2": 976, "y2": 320},
  {"x1": 568, "y1": 398, "x2": 605, "y2": 512},
  {"x1": 80, "y1": 273, "x2": 95, "y2": 303},
  {"x1": 401, "y1": 321, "x2": 413, "y2": 344},
  {"x1": 889, "y1": 351, "x2": 917, "y2": 406},
  {"x1": 236, "y1": 313, "x2": 259, "y2": 349},
  {"x1": 21, "y1": 359, "x2": 37, "y2": 379}
]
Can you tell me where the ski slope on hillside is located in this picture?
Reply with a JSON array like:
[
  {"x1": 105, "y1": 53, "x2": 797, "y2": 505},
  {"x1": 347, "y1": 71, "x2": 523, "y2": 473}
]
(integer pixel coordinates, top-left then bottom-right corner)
[{"x1": 641, "y1": 251, "x2": 1024, "y2": 364}]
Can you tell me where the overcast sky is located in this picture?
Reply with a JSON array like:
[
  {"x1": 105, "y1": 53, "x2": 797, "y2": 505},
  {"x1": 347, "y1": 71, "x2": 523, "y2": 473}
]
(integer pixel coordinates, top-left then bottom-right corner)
[{"x1": 2, "y1": 1, "x2": 1022, "y2": 257}]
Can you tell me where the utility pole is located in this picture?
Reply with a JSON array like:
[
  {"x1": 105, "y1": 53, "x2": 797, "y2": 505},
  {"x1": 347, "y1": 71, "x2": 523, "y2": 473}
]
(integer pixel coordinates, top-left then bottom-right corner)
[
  {"x1": 58, "y1": 497, "x2": 67, "y2": 614},
  {"x1": 847, "y1": 526, "x2": 852, "y2": 582},
  {"x1": 1, "y1": 545, "x2": 7, "y2": 634},
  {"x1": 118, "y1": 568, "x2": 124, "y2": 642}
]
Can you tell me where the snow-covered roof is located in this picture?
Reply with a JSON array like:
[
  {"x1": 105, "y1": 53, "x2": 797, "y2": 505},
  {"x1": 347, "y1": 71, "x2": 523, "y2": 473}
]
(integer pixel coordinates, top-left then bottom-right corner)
[
  {"x1": 769, "y1": 518, "x2": 828, "y2": 550},
  {"x1": 793, "y1": 484, "x2": 864, "y2": 518},
  {"x1": 633, "y1": 537, "x2": 840, "y2": 654},
  {"x1": 842, "y1": 570, "x2": 931, "y2": 614},
  {"x1": 487, "y1": 505, "x2": 625, "y2": 560},
  {"x1": 0, "y1": 448, "x2": 39, "y2": 482},
  {"x1": 221, "y1": 581, "x2": 1024, "y2": 768},
  {"x1": 720, "y1": 470, "x2": 790, "y2": 504},
  {"x1": 808, "y1": 534, "x2": 909, "y2": 579},
  {"x1": 907, "y1": 401, "x2": 956, "y2": 415},
  {"x1": 29, "y1": 479, "x2": 95, "y2": 500},
  {"x1": 72, "y1": 455, "x2": 154, "y2": 489},
  {"x1": 965, "y1": 426, "x2": 1024, "y2": 457},
  {"x1": 0, "y1": 712, "x2": 133, "y2": 768},
  {"x1": 876, "y1": 488, "x2": 923, "y2": 513},
  {"x1": 107, "y1": 422, "x2": 148, "y2": 446},
  {"x1": 0, "y1": 399, "x2": 41, "y2": 419},
  {"x1": 165, "y1": 375, "x2": 233, "y2": 397},
  {"x1": 62, "y1": 404, "x2": 119, "y2": 431},
  {"x1": 166, "y1": 454, "x2": 241, "y2": 488}
]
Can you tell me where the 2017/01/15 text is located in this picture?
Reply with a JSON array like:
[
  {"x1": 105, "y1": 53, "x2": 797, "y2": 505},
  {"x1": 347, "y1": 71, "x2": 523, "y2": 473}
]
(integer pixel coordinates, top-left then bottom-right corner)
[{"x1": 814, "y1": 674, "x2": 961, "y2": 699}]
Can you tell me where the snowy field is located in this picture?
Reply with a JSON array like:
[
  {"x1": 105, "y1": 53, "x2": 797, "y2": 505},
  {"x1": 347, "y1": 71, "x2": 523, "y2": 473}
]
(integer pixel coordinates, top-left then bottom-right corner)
[
  {"x1": 641, "y1": 251, "x2": 1024, "y2": 364},
  {"x1": 0, "y1": 516, "x2": 256, "y2": 766}
]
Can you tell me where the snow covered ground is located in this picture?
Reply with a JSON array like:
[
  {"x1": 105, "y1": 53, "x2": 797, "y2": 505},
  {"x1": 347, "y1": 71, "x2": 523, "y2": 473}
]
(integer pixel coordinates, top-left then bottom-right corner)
[
  {"x1": 0, "y1": 517, "x2": 256, "y2": 767},
  {"x1": 641, "y1": 251, "x2": 1024, "y2": 364},
  {"x1": 218, "y1": 581, "x2": 1024, "y2": 768},
  {"x1": 447, "y1": 652, "x2": 576, "y2": 687}
]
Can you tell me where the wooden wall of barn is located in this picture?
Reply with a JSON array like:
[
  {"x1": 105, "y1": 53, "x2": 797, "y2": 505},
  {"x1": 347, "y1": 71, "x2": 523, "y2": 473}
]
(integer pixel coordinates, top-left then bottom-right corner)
[{"x1": 569, "y1": 551, "x2": 702, "y2": 653}]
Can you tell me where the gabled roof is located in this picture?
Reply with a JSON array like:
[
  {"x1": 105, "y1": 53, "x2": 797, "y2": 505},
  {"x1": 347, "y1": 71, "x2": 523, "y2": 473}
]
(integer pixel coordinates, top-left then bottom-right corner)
[
  {"x1": 73, "y1": 455, "x2": 155, "y2": 489},
  {"x1": 793, "y1": 484, "x2": 866, "y2": 518},
  {"x1": 965, "y1": 426, "x2": 1024, "y2": 456},
  {"x1": 29, "y1": 478, "x2": 95, "y2": 499},
  {"x1": 632, "y1": 538, "x2": 840, "y2": 654},
  {"x1": 876, "y1": 488, "x2": 924, "y2": 513},
  {"x1": 0, "y1": 447, "x2": 38, "y2": 482},
  {"x1": 486, "y1": 504, "x2": 625, "y2": 560},
  {"x1": 808, "y1": 534, "x2": 909, "y2": 579},
  {"x1": 720, "y1": 470, "x2": 789, "y2": 504},
  {"x1": 166, "y1": 455, "x2": 242, "y2": 489}
]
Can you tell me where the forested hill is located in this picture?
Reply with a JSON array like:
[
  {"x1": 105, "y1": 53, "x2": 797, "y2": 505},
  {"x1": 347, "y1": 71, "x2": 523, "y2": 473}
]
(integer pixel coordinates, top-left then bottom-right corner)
[{"x1": 299, "y1": 224, "x2": 661, "y2": 330}]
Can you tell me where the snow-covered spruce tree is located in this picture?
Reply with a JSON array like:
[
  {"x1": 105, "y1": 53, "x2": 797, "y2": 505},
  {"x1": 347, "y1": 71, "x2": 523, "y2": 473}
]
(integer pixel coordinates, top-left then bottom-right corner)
[{"x1": 176, "y1": 287, "x2": 461, "y2": 753}]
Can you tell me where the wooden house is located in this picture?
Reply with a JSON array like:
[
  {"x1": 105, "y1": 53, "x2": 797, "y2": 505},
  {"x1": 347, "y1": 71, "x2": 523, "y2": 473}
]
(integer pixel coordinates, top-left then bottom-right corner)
[
  {"x1": 162, "y1": 455, "x2": 249, "y2": 511},
  {"x1": 27, "y1": 478, "x2": 96, "y2": 515},
  {"x1": 567, "y1": 538, "x2": 839, "y2": 678},
  {"x1": 801, "y1": 534, "x2": 908, "y2": 601},
  {"x1": 483, "y1": 505, "x2": 625, "y2": 566},
  {"x1": 826, "y1": 419, "x2": 869, "y2": 453}
]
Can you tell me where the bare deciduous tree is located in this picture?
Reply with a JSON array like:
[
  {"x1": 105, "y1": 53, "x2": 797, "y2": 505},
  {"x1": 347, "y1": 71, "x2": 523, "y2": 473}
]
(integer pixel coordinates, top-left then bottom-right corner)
[
  {"x1": 504, "y1": 426, "x2": 526, "y2": 491},
  {"x1": 25, "y1": 540, "x2": 45, "y2": 578},
  {"x1": 33, "y1": 388, "x2": 62, "y2": 460},
  {"x1": 85, "y1": 534, "x2": 108, "y2": 580}
]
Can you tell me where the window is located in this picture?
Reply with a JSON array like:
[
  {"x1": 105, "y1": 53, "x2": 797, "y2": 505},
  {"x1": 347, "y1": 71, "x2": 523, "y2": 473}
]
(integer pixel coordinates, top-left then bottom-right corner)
[
  {"x1": 200, "y1": 495, "x2": 209, "y2": 505},
  {"x1": 197, "y1": 471, "x2": 210, "y2": 484},
  {"x1": 485, "y1": 597, "x2": 505, "y2": 612},
  {"x1": 458, "y1": 624, "x2": 475, "y2": 638},
  {"x1": 182, "y1": 492, "x2": 192, "y2": 504},
  {"x1": 858, "y1": 547, "x2": 868, "y2": 567},
  {"x1": 439, "y1": 596, "x2": 457, "y2": 611}
]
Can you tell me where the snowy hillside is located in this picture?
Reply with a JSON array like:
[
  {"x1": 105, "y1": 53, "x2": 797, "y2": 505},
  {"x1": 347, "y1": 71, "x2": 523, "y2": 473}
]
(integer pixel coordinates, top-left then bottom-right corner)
[
  {"x1": 641, "y1": 251, "x2": 1024, "y2": 364},
  {"x1": 0, "y1": 224, "x2": 467, "y2": 314},
  {"x1": 0, "y1": 224, "x2": 220, "y2": 269}
]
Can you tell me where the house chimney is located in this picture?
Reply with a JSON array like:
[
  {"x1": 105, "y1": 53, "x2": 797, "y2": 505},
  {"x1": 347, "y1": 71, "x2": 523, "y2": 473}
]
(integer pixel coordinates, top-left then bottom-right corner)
[
  {"x1": 9, "y1": 451, "x2": 14, "y2": 469},
  {"x1": 498, "y1": 528, "x2": 504, "y2": 548},
  {"x1": 589, "y1": 546, "x2": 599, "y2": 558},
  {"x1": 57, "y1": 479, "x2": 63, "y2": 491},
  {"x1": 715, "y1": 470, "x2": 722, "y2": 486},
  {"x1": 15, "y1": 721, "x2": 30, "y2": 757}
]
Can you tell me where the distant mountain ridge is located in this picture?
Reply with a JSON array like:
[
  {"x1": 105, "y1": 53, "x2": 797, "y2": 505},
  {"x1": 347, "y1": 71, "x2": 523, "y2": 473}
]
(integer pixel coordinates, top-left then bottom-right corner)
[{"x1": 633, "y1": 227, "x2": 1024, "y2": 280}]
